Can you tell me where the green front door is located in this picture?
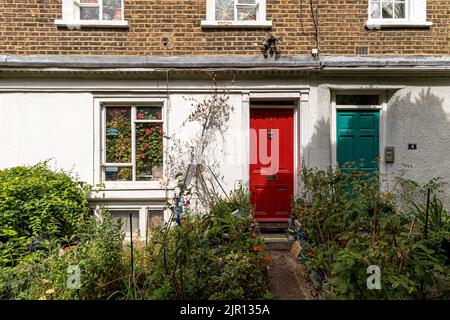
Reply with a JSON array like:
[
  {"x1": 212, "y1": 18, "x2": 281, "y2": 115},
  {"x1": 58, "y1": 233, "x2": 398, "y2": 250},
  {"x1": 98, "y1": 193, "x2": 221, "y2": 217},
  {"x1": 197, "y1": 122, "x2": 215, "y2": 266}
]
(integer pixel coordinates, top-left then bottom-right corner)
[{"x1": 337, "y1": 110, "x2": 380, "y2": 174}]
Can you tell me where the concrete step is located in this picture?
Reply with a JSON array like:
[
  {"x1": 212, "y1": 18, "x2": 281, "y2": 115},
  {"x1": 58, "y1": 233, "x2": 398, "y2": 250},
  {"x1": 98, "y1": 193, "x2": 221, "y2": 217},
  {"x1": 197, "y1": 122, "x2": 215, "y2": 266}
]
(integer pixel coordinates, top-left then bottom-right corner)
[
  {"x1": 258, "y1": 222, "x2": 289, "y2": 233},
  {"x1": 263, "y1": 233, "x2": 295, "y2": 251}
]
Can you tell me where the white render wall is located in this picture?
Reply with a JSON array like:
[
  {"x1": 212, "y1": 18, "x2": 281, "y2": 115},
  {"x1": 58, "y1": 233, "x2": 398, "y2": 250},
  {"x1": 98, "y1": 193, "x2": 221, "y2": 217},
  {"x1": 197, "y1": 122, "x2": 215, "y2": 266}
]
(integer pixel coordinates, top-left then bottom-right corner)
[
  {"x1": 0, "y1": 75, "x2": 449, "y2": 210},
  {"x1": 309, "y1": 77, "x2": 450, "y2": 210},
  {"x1": 0, "y1": 92, "x2": 94, "y2": 184}
]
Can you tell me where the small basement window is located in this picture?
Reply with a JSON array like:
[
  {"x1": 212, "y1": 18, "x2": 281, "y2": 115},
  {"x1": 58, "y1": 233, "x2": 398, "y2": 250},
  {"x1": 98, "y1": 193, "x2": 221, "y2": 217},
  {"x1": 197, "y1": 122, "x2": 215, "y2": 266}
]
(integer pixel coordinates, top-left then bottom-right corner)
[
  {"x1": 55, "y1": 0, "x2": 128, "y2": 28},
  {"x1": 111, "y1": 210, "x2": 140, "y2": 238}
]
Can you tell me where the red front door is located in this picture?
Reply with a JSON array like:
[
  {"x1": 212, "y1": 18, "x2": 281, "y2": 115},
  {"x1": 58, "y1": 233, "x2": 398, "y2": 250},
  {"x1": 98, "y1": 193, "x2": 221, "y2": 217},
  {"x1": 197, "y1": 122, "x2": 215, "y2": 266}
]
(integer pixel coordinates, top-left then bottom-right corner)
[{"x1": 250, "y1": 108, "x2": 294, "y2": 222}]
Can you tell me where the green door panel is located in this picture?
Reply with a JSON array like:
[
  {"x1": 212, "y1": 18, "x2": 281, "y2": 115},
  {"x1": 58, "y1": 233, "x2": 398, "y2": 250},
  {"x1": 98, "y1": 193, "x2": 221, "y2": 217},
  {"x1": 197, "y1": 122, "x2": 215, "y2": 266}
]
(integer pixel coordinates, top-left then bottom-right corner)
[{"x1": 337, "y1": 111, "x2": 379, "y2": 174}]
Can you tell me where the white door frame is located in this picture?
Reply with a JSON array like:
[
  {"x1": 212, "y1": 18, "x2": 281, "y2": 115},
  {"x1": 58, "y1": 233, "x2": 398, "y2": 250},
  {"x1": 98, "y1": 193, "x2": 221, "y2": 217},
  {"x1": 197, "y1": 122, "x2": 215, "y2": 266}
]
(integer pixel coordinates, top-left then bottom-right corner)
[
  {"x1": 242, "y1": 90, "x2": 310, "y2": 197},
  {"x1": 330, "y1": 90, "x2": 388, "y2": 177}
]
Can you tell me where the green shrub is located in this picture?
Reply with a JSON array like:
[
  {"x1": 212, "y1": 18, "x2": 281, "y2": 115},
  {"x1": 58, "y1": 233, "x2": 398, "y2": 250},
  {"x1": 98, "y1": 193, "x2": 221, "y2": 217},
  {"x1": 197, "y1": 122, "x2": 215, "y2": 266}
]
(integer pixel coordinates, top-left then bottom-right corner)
[
  {"x1": 143, "y1": 189, "x2": 270, "y2": 300},
  {"x1": 293, "y1": 165, "x2": 450, "y2": 299},
  {"x1": 0, "y1": 211, "x2": 127, "y2": 300},
  {"x1": 0, "y1": 162, "x2": 91, "y2": 267}
]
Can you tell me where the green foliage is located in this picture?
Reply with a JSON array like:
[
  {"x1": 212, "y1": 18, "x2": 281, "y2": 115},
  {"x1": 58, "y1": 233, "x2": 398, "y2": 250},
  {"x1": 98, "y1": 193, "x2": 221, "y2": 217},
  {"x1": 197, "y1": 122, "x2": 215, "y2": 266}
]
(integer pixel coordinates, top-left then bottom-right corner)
[
  {"x1": 0, "y1": 211, "x2": 126, "y2": 300},
  {"x1": 143, "y1": 189, "x2": 270, "y2": 300},
  {"x1": 293, "y1": 165, "x2": 450, "y2": 299},
  {"x1": 0, "y1": 162, "x2": 91, "y2": 267},
  {"x1": 1, "y1": 182, "x2": 270, "y2": 300}
]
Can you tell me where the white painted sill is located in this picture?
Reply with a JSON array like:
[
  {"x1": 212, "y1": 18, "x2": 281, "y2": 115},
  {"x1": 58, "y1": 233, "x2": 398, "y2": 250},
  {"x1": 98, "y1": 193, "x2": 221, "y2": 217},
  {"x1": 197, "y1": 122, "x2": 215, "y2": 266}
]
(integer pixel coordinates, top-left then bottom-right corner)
[
  {"x1": 93, "y1": 181, "x2": 165, "y2": 191},
  {"x1": 201, "y1": 20, "x2": 272, "y2": 29},
  {"x1": 55, "y1": 19, "x2": 129, "y2": 28},
  {"x1": 365, "y1": 20, "x2": 432, "y2": 29}
]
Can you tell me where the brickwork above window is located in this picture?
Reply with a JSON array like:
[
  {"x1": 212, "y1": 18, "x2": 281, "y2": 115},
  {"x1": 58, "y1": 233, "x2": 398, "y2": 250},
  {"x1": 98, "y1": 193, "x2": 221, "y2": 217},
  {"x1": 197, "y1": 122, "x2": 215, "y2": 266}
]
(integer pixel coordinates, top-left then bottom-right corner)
[{"x1": 0, "y1": 0, "x2": 447, "y2": 56}]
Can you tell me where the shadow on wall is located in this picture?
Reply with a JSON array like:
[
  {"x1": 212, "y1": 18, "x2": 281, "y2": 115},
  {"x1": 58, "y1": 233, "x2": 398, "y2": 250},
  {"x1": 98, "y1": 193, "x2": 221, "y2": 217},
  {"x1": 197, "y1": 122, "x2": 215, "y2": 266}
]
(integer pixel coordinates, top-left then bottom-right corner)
[{"x1": 388, "y1": 88, "x2": 450, "y2": 208}]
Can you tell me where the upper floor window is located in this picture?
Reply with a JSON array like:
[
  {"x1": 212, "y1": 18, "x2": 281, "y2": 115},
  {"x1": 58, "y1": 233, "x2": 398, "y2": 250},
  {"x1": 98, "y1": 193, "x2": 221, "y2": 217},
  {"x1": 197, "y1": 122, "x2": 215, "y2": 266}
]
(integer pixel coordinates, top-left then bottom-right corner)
[
  {"x1": 370, "y1": 0, "x2": 406, "y2": 20},
  {"x1": 78, "y1": 0, "x2": 123, "y2": 21},
  {"x1": 202, "y1": 0, "x2": 272, "y2": 29},
  {"x1": 366, "y1": 0, "x2": 432, "y2": 28},
  {"x1": 55, "y1": 0, "x2": 128, "y2": 28}
]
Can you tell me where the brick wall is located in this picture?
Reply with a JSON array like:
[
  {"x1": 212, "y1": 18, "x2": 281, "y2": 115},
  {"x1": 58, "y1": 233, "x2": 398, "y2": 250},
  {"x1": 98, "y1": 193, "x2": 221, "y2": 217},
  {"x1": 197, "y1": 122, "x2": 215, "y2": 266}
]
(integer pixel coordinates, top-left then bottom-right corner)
[{"x1": 0, "y1": 0, "x2": 448, "y2": 56}]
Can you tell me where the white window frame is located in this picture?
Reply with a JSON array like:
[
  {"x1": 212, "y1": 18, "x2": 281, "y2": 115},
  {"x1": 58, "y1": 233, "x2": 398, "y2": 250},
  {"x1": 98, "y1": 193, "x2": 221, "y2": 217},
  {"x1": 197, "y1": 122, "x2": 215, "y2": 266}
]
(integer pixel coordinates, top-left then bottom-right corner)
[
  {"x1": 55, "y1": 0, "x2": 128, "y2": 28},
  {"x1": 93, "y1": 97, "x2": 167, "y2": 190},
  {"x1": 365, "y1": 0, "x2": 432, "y2": 29},
  {"x1": 202, "y1": 0, "x2": 272, "y2": 29},
  {"x1": 94, "y1": 204, "x2": 166, "y2": 242}
]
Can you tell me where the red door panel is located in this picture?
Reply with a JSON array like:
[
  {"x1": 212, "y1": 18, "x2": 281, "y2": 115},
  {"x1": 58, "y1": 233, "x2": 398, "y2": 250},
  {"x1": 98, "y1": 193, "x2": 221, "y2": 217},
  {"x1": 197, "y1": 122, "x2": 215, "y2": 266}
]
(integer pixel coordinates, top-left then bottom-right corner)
[{"x1": 250, "y1": 108, "x2": 294, "y2": 222}]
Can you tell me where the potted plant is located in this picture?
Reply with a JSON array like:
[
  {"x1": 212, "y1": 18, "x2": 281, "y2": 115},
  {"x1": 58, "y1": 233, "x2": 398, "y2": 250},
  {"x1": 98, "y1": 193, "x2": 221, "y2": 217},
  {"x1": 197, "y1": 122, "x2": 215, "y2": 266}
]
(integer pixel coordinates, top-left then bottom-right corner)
[{"x1": 103, "y1": 0, "x2": 122, "y2": 20}]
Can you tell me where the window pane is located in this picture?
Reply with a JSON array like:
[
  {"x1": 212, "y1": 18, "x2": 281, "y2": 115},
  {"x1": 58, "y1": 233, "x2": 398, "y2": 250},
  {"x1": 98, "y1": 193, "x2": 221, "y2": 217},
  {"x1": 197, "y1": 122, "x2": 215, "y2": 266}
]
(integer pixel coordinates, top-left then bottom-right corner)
[
  {"x1": 237, "y1": 7, "x2": 257, "y2": 21},
  {"x1": 336, "y1": 95, "x2": 380, "y2": 105},
  {"x1": 105, "y1": 107, "x2": 131, "y2": 163},
  {"x1": 105, "y1": 166, "x2": 132, "y2": 181},
  {"x1": 238, "y1": 0, "x2": 256, "y2": 3},
  {"x1": 80, "y1": 0, "x2": 99, "y2": 3},
  {"x1": 370, "y1": 1, "x2": 381, "y2": 19},
  {"x1": 136, "y1": 123, "x2": 163, "y2": 181},
  {"x1": 394, "y1": 2, "x2": 405, "y2": 18},
  {"x1": 103, "y1": 0, "x2": 123, "y2": 21},
  {"x1": 136, "y1": 107, "x2": 163, "y2": 121},
  {"x1": 215, "y1": 0, "x2": 234, "y2": 20},
  {"x1": 111, "y1": 210, "x2": 139, "y2": 236},
  {"x1": 382, "y1": 1, "x2": 393, "y2": 18},
  {"x1": 80, "y1": 7, "x2": 99, "y2": 20},
  {"x1": 148, "y1": 210, "x2": 164, "y2": 229}
]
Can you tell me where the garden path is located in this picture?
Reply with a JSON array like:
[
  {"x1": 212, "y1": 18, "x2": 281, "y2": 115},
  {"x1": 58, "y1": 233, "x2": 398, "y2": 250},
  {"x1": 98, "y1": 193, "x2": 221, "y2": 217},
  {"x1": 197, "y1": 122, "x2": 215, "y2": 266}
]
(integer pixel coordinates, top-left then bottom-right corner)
[{"x1": 268, "y1": 251, "x2": 316, "y2": 300}]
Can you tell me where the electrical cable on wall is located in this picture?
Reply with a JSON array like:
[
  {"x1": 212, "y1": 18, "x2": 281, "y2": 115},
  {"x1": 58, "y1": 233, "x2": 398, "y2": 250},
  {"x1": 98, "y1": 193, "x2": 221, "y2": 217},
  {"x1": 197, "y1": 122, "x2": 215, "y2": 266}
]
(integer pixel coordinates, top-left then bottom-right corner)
[{"x1": 309, "y1": 0, "x2": 323, "y2": 69}]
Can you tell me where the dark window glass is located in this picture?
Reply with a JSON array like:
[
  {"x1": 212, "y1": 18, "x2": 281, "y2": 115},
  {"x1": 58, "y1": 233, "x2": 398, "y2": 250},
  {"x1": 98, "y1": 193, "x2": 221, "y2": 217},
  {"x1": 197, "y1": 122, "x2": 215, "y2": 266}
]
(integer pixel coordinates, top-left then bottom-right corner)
[{"x1": 336, "y1": 95, "x2": 379, "y2": 105}]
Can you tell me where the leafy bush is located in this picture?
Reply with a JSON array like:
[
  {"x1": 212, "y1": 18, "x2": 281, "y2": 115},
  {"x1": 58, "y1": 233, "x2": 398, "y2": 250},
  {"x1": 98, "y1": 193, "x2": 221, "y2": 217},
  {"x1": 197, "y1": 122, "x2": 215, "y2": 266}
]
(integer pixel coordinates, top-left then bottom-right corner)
[
  {"x1": 143, "y1": 188, "x2": 271, "y2": 300},
  {"x1": 0, "y1": 211, "x2": 126, "y2": 300},
  {"x1": 0, "y1": 183, "x2": 271, "y2": 300},
  {"x1": 0, "y1": 162, "x2": 91, "y2": 267},
  {"x1": 293, "y1": 165, "x2": 450, "y2": 299}
]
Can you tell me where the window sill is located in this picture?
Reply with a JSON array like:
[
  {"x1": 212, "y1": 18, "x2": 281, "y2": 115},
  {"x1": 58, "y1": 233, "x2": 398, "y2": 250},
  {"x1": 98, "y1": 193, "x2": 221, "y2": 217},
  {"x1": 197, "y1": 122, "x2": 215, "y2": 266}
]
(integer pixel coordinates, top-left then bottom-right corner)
[
  {"x1": 94, "y1": 181, "x2": 165, "y2": 191},
  {"x1": 365, "y1": 20, "x2": 432, "y2": 29},
  {"x1": 54, "y1": 19, "x2": 129, "y2": 29},
  {"x1": 201, "y1": 20, "x2": 272, "y2": 29}
]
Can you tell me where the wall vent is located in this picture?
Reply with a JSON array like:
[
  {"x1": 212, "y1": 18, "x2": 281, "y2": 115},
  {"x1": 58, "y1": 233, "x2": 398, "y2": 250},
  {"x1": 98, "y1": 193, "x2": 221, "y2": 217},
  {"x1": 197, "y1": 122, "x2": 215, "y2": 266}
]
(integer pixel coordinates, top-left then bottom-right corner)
[{"x1": 355, "y1": 46, "x2": 369, "y2": 55}]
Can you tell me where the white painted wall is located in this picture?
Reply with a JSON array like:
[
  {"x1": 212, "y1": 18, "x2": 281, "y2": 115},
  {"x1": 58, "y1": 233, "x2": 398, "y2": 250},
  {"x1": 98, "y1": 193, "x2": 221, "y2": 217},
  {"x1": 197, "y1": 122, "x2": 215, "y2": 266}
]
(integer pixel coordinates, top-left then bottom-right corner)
[
  {"x1": 0, "y1": 92, "x2": 94, "y2": 184},
  {"x1": 1, "y1": 75, "x2": 449, "y2": 211}
]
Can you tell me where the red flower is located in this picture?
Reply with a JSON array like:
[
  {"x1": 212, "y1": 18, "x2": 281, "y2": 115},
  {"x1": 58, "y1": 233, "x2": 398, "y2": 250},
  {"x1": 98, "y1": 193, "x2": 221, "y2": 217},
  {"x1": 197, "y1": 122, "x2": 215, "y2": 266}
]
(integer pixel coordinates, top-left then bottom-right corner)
[
  {"x1": 138, "y1": 136, "x2": 144, "y2": 141},
  {"x1": 263, "y1": 255, "x2": 271, "y2": 263},
  {"x1": 145, "y1": 128, "x2": 151, "y2": 135},
  {"x1": 156, "y1": 112, "x2": 162, "y2": 119},
  {"x1": 159, "y1": 127, "x2": 163, "y2": 135},
  {"x1": 143, "y1": 143, "x2": 149, "y2": 149},
  {"x1": 137, "y1": 153, "x2": 145, "y2": 159},
  {"x1": 253, "y1": 245, "x2": 260, "y2": 252},
  {"x1": 137, "y1": 113, "x2": 144, "y2": 119}
]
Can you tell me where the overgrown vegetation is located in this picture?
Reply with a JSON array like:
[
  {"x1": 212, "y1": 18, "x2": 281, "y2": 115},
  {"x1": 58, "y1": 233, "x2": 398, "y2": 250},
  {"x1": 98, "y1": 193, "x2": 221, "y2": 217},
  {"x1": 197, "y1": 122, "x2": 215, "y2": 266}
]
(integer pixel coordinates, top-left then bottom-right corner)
[
  {"x1": 0, "y1": 162, "x2": 91, "y2": 268},
  {"x1": 293, "y1": 165, "x2": 450, "y2": 299},
  {"x1": 0, "y1": 164, "x2": 270, "y2": 300}
]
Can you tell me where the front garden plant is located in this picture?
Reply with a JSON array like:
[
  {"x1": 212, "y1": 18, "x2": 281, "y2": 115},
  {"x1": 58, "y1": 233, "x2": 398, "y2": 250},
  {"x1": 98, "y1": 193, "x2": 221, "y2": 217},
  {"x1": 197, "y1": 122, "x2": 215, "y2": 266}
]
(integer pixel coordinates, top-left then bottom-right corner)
[{"x1": 293, "y1": 165, "x2": 450, "y2": 299}]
